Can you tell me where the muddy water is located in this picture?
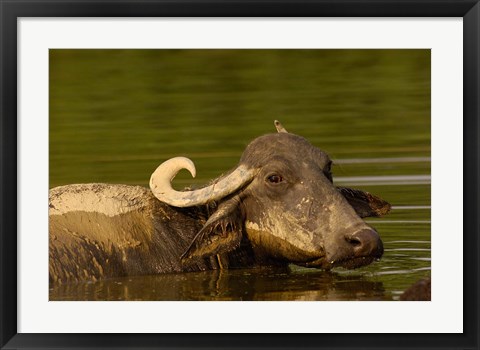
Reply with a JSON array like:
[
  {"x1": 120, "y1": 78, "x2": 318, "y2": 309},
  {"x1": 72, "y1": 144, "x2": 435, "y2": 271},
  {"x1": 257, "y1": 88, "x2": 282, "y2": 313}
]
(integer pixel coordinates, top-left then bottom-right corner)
[{"x1": 49, "y1": 49, "x2": 430, "y2": 301}]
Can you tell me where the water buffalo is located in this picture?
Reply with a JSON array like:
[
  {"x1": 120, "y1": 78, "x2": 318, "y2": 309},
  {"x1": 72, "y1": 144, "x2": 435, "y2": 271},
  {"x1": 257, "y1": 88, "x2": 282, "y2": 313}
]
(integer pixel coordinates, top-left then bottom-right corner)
[{"x1": 49, "y1": 121, "x2": 390, "y2": 284}]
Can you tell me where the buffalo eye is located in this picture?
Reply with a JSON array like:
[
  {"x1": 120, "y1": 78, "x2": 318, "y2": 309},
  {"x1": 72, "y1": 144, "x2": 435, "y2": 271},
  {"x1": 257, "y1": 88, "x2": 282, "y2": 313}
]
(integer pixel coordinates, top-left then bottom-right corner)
[{"x1": 266, "y1": 174, "x2": 283, "y2": 184}]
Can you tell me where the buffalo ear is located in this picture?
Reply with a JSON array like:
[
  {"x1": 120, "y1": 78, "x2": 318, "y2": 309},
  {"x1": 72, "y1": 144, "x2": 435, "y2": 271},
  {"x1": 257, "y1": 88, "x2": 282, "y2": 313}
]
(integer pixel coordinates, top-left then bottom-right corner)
[
  {"x1": 337, "y1": 187, "x2": 391, "y2": 218},
  {"x1": 181, "y1": 196, "x2": 243, "y2": 262}
]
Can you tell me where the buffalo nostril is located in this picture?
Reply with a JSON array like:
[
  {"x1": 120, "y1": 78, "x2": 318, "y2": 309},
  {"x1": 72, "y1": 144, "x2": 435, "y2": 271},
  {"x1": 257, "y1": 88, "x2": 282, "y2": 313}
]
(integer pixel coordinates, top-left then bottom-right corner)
[
  {"x1": 347, "y1": 236, "x2": 362, "y2": 247},
  {"x1": 346, "y1": 229, "x2": 383, "y2": 258}
]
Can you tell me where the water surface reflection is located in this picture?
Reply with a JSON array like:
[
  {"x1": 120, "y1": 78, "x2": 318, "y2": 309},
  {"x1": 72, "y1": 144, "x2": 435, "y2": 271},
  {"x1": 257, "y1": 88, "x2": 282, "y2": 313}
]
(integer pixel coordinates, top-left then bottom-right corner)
[{"x1": 50, "y1": 267, "x2": 391, "y2": 301}]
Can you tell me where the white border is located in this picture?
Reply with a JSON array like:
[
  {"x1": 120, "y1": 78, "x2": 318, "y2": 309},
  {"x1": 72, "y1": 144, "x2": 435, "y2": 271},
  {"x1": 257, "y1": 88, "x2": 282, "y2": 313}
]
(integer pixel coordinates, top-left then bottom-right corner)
[{"x1": 18, "y1": 18, "x2": 463, "y2": 333}]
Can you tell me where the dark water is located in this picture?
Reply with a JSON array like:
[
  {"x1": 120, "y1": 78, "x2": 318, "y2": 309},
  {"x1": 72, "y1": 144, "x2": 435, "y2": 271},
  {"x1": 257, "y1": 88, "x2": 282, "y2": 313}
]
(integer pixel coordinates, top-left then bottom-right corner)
[{"x1": 49, "y1": 49, "x2": 430, "y2": 301}]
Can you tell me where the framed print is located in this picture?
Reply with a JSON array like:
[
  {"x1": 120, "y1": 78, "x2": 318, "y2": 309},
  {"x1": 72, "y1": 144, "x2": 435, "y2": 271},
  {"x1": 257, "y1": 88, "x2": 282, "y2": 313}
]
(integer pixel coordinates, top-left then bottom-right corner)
[{"x1": 1, "y1": 1, "x2": 479, "y2": 349}]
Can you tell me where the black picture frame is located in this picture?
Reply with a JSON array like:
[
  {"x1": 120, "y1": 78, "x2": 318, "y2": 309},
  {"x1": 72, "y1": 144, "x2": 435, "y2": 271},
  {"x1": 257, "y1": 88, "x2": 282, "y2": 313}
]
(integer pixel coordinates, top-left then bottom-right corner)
[{"x1": 1, "y1": 1, "x2": 478, "y2": 349}]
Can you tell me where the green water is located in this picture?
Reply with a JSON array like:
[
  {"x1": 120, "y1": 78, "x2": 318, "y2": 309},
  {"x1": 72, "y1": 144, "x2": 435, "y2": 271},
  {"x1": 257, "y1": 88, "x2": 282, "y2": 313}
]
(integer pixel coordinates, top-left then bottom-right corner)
[{"x1": 49, "y1": 49, "x2": 430, "y2": 301}]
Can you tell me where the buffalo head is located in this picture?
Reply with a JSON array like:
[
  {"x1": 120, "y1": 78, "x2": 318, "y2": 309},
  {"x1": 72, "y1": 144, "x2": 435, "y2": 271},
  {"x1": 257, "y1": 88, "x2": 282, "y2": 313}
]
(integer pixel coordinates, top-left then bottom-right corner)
[{"x1": 150, "y1": 121, "x2": 389, "y2": 270}]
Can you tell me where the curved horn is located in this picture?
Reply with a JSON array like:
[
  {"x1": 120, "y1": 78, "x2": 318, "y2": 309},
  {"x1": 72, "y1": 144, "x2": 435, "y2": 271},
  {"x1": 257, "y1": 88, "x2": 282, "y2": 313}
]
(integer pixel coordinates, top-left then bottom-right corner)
[
  {"x1": 150, "y1": 157, "x2": 255, "y2": 207},
  {"x1": 274, "y1": 120, "x2": 288, "y2": 133}
]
